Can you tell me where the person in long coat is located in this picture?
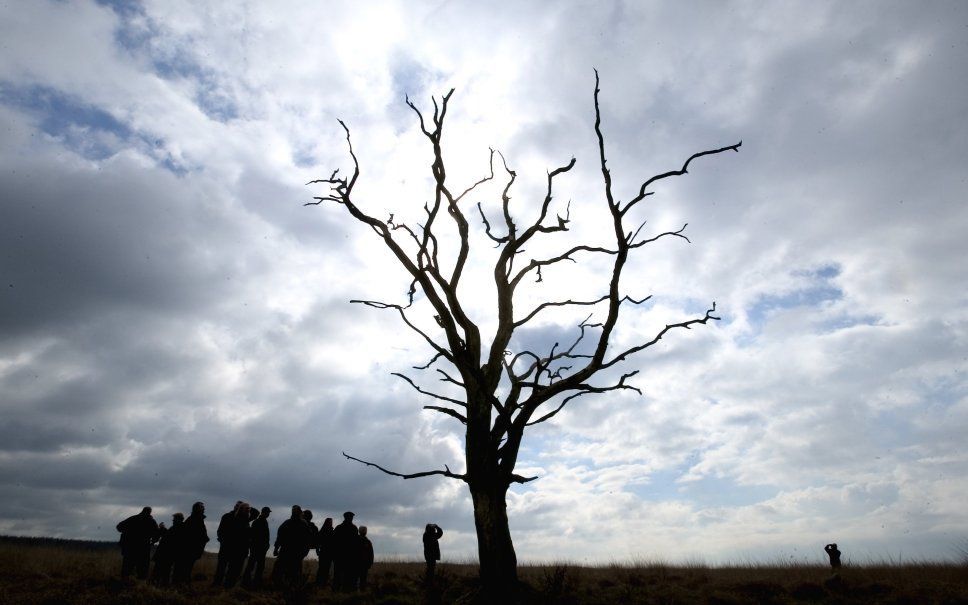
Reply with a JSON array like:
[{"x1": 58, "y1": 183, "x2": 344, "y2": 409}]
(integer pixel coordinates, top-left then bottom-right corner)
[
  {"x1": 272, "y1": 505, "x2": 311, "y2": 586},
  {"x1": 222, "y1": 502, "x2": 252, "y2": 588},
  {"x1": 173, "y1": 501, "x2": 209, "y2": 584},
  {"x1": 315, "y1": 517, "x2": 334, "y2": 586},
  {"x1": 242, "y1": 506, "x2": 271, "y2": 587},
  {"x1": 332, "y1": 511, "x2": 359, "y2": 591},
  {"x1": 302, "y1": 509, "x2": 319, "y2": 569},
  {"x1": 212, "y1": 501, "x2": 243, "y2": 586},
  {"x1": 116, "y1": 506, "x2": 159, "y2": 580},
  {"x1": 358, "y1": 526, "x2": 374, "y2": 589},
  {"x1": 422, "y1": 523, "x2": 443, "y2": 582},
  {"x1": 152, "y1": 513, "x2": 184, "y2": 585}
]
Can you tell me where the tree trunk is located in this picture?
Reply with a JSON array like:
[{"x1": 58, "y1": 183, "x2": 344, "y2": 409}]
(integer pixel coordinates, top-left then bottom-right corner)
[{"x1": 470, "y1": 481, "x2": 518, "y2": 600}]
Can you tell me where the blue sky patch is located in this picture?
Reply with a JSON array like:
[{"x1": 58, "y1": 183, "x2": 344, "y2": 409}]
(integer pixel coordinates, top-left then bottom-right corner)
[
  {"x1": 0, "y1": 82, "x2": 188, "y2": 174},
  {"x1": 94, "y1": 0, "x2": 144, "y2": 19},
  {"x1": 745, "y1": 264, "x2": 844, "y2": 327},
  {"x1": 101, "y1": 2, "x2": 240, "y2": 124},
  {"x1": 630, "y1": 465, "x2": 777, "y2": 508},
  {"x1": 0, "y1": 83, "x2": 132, "y2": 160}
]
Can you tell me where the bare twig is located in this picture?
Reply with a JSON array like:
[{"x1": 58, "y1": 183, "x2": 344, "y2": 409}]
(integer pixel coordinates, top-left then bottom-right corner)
[{"x1": 392, "y1": 372, "x2": 466, "y2": 407}]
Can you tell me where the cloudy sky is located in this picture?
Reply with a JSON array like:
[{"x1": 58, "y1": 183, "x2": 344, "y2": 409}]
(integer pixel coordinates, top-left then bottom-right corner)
[{"x1": 1, "y1": 0, "x2": 966, "y2": 565}]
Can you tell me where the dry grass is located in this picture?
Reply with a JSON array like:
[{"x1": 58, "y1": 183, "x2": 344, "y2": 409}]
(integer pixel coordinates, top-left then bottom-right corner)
[{"x1": 1, "y1": 539, "x2": 966, "y2": 604}]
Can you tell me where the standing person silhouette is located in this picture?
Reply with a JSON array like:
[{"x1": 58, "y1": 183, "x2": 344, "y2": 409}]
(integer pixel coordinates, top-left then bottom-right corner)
[
  {"x1": 302, "y1": 509, "x2": 319, "y2": 573},
  {"x1": 213, "y1": 501, "x2": 243, "y2": 586},
  {"x1": 152, "y1": 512, "x2": 184, "y2": 585},
  {"x1": 242, "y1": 506, "x2": 271, "y2": 588},
  {"x1": 315, "y1": 517, "x2": 334, "y2": 586},
  {"x1": 173, "y1": 501, "x2": 208, "y2": 584},
  {"x1": 358, "y1": 526, "x2": 374, "y2": 589},
  {"x1": 273, "y1": 505, "x2": 310, "y2": 586},
  {"x1": 116, "y1": 506, "x2": 159, "y2": 580},
  {"x1": 824, "y1": 543, "x2": 842, "y2": 569},
  {"x1": 422, "y1": 523, "x2": 443, "y2": 583},
  {"x1": 332, "y1": 511, "x2": 359, "y2": 591},
  {"x1": 222, "y1": 502, "x2": 252, "y2": 588}
]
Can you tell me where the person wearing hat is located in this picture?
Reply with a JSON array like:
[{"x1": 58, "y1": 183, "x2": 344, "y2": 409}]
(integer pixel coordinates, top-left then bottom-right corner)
[
  {"x1": 332, "y1": 511, "x2": 360, "y2": 591},
  {"x1": 242, "y1": 506, "x2": 271, "y2": 587}
]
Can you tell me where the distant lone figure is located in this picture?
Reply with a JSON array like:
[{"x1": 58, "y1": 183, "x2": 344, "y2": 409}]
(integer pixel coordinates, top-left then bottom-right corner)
[
  {"x1": 423, "y1": 523, "x2": 443, "y2": 582},
  {"x1": 824, "y1": 543, "x2": 842, "y2": 569},
  {"x1": 116, "y1": 506, "x2": 159, "y2": 580}
]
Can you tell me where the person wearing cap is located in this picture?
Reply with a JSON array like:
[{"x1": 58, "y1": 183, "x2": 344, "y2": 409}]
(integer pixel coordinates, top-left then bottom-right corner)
[
  {"x1": 242, "y1": 506, "x2": 271, "y2": 587},
  {"x1": 332, "y1": 511, "x2": 360, "y2": 591}
]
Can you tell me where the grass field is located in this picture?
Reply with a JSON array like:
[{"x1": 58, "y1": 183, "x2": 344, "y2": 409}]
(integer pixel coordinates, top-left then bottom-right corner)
[{"x1": 1, "y1": 538, "x2": 966, "y2": 604}]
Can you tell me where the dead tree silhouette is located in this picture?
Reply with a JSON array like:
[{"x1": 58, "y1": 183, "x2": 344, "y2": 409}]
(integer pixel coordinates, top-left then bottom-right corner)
[{"x1": 308, "y1": 71, "x2": 740, "y2": 601}]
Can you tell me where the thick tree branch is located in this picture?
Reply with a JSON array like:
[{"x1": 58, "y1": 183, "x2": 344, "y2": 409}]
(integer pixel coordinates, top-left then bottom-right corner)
[
  {"x1": 510, "y1": 473, "x2": 539, "y2": 484},
  {"x1": 423, "y1": 405, "x2": 468, "y2": 424}
]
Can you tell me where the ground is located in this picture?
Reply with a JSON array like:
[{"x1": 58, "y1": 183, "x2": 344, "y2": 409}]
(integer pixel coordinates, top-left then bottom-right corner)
[{"x1": 1, "y1": 538, "x2": 966, "y2": 604}]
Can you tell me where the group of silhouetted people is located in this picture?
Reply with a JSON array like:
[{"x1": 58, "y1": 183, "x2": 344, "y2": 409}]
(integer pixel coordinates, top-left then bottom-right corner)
[
  {"x1": 116, "y1": 503, "x2": 209, "y2": 584},
  {"x1": 117, "y1": 502, "x2": 420, "y2": 591},
  {"x1": 266, "y1": 505, "x2": 374, "y2": 590}
]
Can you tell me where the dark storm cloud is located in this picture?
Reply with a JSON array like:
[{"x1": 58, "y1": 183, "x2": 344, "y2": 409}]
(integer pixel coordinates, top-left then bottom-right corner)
[{"x1": 0, "y1": 159, "x2": 249, "y2": 337}]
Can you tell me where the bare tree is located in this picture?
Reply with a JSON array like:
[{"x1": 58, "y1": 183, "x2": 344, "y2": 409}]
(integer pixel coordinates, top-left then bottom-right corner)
[{"x1": 308, "y1": 71, "x2": 740, "y2": 599}]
